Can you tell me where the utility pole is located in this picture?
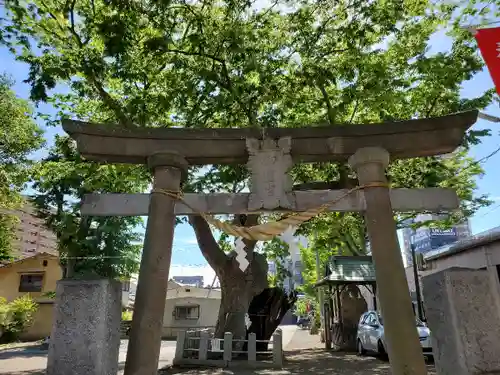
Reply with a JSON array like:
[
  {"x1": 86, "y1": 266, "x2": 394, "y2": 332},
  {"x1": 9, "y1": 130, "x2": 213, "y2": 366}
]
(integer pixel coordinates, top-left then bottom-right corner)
[
  {"x1": 410, "y1": 243, "x2": 424, "y2": 321},
  {"x1": 315, "y1": 244, "x2": 324, "y2": 323}
]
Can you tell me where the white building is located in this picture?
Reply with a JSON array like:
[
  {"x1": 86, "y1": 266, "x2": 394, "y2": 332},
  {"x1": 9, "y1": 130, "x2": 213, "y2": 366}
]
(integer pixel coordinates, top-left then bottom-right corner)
[{"x1": 161, "y1": 280, "x2": 221, "y2": 339}]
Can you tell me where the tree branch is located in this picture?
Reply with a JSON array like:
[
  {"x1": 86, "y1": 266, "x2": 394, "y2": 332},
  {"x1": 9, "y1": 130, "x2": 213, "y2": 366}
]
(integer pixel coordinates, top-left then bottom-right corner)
[
  {"x1": 317, "y1": 80, "x2": 335, "y2": 125},
  {"x1": 349, "y1": 99, "x2": 359, "y2": 123},
  {"x1": 189, "y1": 215, "x2": 227, "y2": 271},
  {"x1": 86, "y1": 74, "x2": 134, "y2": 127}
]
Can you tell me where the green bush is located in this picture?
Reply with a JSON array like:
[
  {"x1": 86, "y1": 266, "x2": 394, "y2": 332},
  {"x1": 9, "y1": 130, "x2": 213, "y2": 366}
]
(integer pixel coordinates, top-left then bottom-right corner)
[
  {"x1": 0, "y1": 295, "x2": 38, "y2": 343},
  {"x1": 0, "y1": 297, "x2": 11, "y2": 330}
]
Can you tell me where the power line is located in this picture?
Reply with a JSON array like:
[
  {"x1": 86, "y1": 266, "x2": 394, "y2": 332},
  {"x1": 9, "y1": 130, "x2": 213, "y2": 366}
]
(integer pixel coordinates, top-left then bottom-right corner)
[{"x1": 459, "y1": 144, "x2": 500, "y2": 174}]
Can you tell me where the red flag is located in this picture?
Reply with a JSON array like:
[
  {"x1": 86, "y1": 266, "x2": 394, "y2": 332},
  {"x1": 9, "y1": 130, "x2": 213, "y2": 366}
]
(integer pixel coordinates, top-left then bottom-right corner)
[{"x1": 474, "y1": 26, "x2": 500, "y2": 95}]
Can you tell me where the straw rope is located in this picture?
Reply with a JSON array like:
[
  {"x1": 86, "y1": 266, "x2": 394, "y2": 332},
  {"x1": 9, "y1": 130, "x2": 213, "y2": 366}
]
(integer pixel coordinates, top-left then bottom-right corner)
[{"x1": 152, "y1": 182, "x2": 388, "y2": 241}]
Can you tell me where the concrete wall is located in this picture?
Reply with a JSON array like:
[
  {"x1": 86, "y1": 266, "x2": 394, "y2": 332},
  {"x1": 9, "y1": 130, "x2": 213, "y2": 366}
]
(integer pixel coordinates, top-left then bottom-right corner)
[
  {"x1": 162, "y1": 284, "x2": 221, "y2": 339},
  {"x1": 20, "y1": 302, "x2": 55, "y2": 340},
  {"x1": 406, "y1": 238, "x2": 500, "y2": 315}
]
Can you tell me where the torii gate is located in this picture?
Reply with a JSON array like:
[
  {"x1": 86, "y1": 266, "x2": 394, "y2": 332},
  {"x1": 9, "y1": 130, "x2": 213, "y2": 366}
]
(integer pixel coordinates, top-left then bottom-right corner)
[{"x1": 57, "y1": 110, "x2": 477, "y2": 375}]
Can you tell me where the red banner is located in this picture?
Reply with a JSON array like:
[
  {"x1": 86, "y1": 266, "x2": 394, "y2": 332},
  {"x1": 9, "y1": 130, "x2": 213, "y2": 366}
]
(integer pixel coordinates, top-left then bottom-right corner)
[{"x1": 474, "y1": 26, "x2": 500, "y2": 95}]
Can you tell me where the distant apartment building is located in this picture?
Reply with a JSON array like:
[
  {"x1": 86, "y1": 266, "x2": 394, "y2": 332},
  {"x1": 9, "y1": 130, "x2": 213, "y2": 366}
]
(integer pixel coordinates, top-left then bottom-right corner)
[
  {"x1": 172, "y1": 275, "x2": 204, "y2": 288},
  {"x1": 1, "y1": 201, "x2": 58, "y2": 259},
  {"x1": 401, "y1": 214, "x2": 471, "y2": 267},
  {"x1": 267, "y1": 235, "x2": 306, "y2": 292}
]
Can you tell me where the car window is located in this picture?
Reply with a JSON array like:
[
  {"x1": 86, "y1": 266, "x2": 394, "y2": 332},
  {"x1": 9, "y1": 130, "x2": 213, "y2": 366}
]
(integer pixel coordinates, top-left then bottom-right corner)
[
  {"x1": 365, "y1": 314, "x2": 375, "y2": 325},
  {"x1": 359, "y1": 313, "x2": 367, "y2": 325}
]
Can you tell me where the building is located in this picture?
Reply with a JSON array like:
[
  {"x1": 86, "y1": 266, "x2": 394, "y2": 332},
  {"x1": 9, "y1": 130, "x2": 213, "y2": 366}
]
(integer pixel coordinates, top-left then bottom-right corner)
[
  {"x1": 0, "y1": 201, "x2": 131, "y2": 340},
  {"x1": 172, "y1": 275, "x2": 204, "y2": 288},
  {"x1": 405, "y1": 226, "x2": 500, "y2": 318},
  {"x1": 275, "y1": 235, "x2": 307, "y2": 292},
  {"x1": 161, "y1": 280, "x2": 221, "y2": 339},
  {"x1": 0, "y1": 252, "x2": 62, "y2": 340},
  {"x1": 401, "y1": 214, "x2": 471, "y2": 267},
  {"x1": 1, "y1": 202, "x2": 58, "y2": 260}
]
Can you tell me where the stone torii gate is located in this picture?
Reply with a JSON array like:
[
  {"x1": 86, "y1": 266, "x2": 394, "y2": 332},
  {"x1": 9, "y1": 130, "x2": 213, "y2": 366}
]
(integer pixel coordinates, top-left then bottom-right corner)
[{"x1": 52, "y1": 110, "x2": 477, "y2": 375}]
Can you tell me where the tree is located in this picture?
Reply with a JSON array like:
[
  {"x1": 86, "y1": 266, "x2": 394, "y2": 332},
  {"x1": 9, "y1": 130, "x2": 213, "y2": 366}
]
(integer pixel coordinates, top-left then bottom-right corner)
[
  {"x1": 30, "y1": 135, "x2": 149, "y2": 279},
  {"x1": 0, "y1": 74, "x2": 44, "y2": 261},
  {"x1": 0, "y1": 0, "x2": 495, "y2": 339}
]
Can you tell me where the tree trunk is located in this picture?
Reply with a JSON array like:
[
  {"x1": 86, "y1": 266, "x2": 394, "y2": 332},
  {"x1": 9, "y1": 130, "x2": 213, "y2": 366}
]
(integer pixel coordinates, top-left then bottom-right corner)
[
  {"x1": 245, "y1": 288, "x2": 298, "y2": 351},
  {"x1": 189, "y1": 215, "x2": 268, "y2": 343},
  {"x1": 332, "y1": 284, "x2": 367, "y2": 351}
]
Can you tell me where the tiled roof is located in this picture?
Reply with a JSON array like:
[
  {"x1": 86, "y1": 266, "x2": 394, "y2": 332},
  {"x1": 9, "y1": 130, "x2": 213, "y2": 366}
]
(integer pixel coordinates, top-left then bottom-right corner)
[
  {"x1": 0, "y1": 251, "x2": 58, "y2": 268},
  {"x1": 316, "y1": 256, "x2": 376, "y2": 286}
]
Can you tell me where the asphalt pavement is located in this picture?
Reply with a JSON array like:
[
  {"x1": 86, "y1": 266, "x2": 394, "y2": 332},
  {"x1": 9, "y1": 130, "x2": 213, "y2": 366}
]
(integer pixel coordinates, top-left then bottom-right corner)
[{"x1": 0, "y1": 326, "x2": 298, "y2": 374}]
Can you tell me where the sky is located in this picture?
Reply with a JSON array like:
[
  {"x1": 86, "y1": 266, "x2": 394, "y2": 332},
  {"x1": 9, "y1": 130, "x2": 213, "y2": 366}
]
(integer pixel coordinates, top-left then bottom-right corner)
[{"x1": 1, "y1": 19, "x2": 500, "y2": 283}]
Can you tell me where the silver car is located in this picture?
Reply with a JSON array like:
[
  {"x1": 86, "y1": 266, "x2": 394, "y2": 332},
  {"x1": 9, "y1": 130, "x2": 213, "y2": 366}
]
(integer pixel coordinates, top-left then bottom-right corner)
[{"x1": 356, "y1": 311, "x2": 432, "y2": 356}]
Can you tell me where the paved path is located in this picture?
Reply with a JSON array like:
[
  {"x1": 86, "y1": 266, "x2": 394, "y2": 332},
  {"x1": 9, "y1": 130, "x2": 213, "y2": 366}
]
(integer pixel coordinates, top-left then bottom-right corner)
[
  {"x1": 0, "y1": 326, "x2": 295, "y2": 374},
  {"x1": 0, "y1": 326, "x2": 436, "y2": 375},
  {"x1": 0, "y1": 340, "x2": 176, "y2": 375},
  {"x1": 160, "y1": 349, "x2": 437, "y2": 375}
]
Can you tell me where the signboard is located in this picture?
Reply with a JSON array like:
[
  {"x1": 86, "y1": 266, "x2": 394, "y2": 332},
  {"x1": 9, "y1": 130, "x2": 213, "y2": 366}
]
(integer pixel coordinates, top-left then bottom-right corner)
[
  {"x1": 411, "y1": 227, "x2": 458, "y2": 254},
  {"x1": 429, "y1": 228, "x2": 457, "y2": 249}
]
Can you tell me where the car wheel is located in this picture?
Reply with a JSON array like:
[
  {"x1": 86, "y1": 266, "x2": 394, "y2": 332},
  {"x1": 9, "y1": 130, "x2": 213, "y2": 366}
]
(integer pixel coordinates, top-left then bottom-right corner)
[
  {"x1": 377, "y1": 340, "x2": 387, "y2": 356},
  {"x1": 357, "y1": 339, "x2": 366, "y2": 356}
]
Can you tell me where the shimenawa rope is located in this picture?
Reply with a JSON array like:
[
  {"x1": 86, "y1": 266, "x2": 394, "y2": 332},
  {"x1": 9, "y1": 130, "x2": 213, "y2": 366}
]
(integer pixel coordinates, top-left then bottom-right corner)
[{"x1": 151, "y1": 182, "x2": 388, "y2": 241}]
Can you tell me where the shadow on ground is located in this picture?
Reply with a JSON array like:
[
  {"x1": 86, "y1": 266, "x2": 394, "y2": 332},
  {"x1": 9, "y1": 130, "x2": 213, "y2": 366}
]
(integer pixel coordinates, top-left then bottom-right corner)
[
  {"x1": 1, "y1": 349, "x2": 435, "y2": 375},
  {"x1": 0, "y1": 345, "x2": 48, "y2": 360},
  {"x1": 159, "y1": 349, "x2": 436, "y2": 375}
]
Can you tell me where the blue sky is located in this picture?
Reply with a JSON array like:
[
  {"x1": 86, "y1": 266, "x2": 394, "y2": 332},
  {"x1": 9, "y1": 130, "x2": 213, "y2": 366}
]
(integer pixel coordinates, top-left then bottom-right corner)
[{"x1": 1, "y1": 25, "x2": 500, "y2": 279}]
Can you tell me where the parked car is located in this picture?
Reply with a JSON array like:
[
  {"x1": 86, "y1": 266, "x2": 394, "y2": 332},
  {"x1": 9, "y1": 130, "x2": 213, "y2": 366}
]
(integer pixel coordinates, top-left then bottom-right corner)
[{"x1": 356, "y1": 311, "x2": 432, "y2": 356}]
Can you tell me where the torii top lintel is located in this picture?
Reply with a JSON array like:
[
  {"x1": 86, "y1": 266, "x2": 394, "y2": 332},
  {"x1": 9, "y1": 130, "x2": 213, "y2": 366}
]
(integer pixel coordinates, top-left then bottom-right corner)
[{"x1": 62, "y1": 110, "x2": 478, "y2": 165}]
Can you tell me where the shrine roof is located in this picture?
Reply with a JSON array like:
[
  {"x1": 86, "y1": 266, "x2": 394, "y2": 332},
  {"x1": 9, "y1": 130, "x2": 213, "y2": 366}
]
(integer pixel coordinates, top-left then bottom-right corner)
[
  {"x1": 315, "y1": 255, "x2": 376, "y2": 287},
  {"x1": 62, "y1": 110, "x2": 478, "y2": 165}
]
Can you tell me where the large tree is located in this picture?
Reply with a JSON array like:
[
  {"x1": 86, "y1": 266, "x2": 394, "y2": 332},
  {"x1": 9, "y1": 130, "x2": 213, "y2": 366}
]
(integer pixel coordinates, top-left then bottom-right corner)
[
  {"x1": 0, "y1": 0, "x2": 495, "y2": 338},
  {"x1": 31, "y1": 135, "x2": 149, "y2": 279},
  {"x1": 0, "y1": 74, "x2": 44, "y2": 261}
]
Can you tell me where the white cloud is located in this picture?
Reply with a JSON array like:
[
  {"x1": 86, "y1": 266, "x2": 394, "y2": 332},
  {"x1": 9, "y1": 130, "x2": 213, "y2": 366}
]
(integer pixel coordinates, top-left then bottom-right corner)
[{"x1": 177, "y1": 237, "x2": 199, "y2": 245}]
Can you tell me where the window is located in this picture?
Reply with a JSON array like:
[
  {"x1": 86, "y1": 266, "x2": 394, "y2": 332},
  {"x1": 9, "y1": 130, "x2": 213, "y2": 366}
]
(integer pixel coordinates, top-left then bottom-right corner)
[
  {"x1": 364, "y1": 314, "x2": 375, "y2": 325},
  {"x1": 359, "y1": 313, "x2": 368, "y2": 325},
  {"x1": 19, "y1": 274, "x2": 44, "y2": 292},
  {"x1": 174, "y1": 305, "x2": 200, "y2": 320}
]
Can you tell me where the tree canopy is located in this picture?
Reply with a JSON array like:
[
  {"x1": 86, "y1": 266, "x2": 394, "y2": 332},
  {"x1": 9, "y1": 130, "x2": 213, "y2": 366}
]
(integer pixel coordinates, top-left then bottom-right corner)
[
  {"x1": 0, "y1": 74, "x2": 44, "y2": 261},
  {"x1": 30, "y1": 135, "x2": 148, "y2": 278}
]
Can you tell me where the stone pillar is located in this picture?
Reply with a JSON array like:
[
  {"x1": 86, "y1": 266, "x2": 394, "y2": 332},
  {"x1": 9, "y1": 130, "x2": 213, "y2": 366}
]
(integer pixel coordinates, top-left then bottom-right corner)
[
  {"x1": 422, "y1": 268, "x2": 500, "y2": 375},
  {"x1": 47, "y1": 279, "x2": 122, "y2": 375},
  {"x1": 124, "y1": 152, "x2": 188, "y2": 375},
  {"x1": 348, "y1": 147, "x2": 427, "y2": 375}
]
